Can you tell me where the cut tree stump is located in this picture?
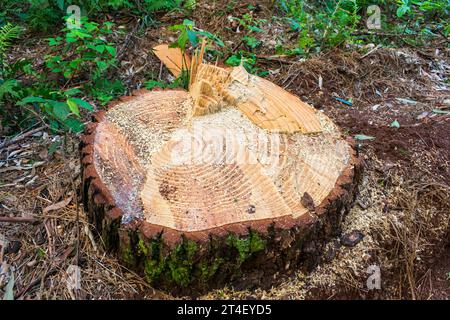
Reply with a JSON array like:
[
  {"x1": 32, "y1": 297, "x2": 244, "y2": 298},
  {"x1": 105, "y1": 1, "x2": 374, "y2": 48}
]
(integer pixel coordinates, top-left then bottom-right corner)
[{"x1": 81, "y1": 51, "x2": 362, "y2": 294}]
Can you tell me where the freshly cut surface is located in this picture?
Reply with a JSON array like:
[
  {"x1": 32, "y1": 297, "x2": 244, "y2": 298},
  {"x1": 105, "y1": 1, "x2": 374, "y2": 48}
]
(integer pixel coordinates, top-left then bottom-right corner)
[
  {"x1": 152, "y1": 44, "x2": 191, "y2": 77},
  {"x1": 93, "y1": 89, "x2": 350, "y2": 233}
]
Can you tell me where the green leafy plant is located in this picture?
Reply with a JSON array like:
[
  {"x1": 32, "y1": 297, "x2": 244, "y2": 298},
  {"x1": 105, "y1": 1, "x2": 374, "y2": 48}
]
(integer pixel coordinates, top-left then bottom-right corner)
[
  {"x1": 10, "y1": 17, "x2": 120, "y2": 133},
  {"x1": 0, "y1": 23, "x2": 21, "y2": 62},
  {"x1": 169, "y1": 19, "x2": 224, "y2": 52},
  {"x1": 277, "y1": 0, "x2": 361, "y2": 53},
  {"x1": 144, "y1": 74, "x2": 190, "y2": 90},
  {"x1": 0, "y1": 23, "x2": 22, "y2": 104},
  {"x1": 225, "y1": 51, "x2": 268, "y2": 77},
  {"x1": 18, "y1": 88, "x2": 94, "y2": 133},
  {"x1": 0, "y1": 1, "x2": 187, "y2": 32},
  {"x1": 229, "y1": 13, "x2": 267, "y2": 33},
  {"x1": 43, "y1": 17, "x2": 124, "y2": 105},
  {"x1": 397, "y1": 0, "x2": 412, "y2": 17},
  {"x1": 393, "y1": 0, "x2": 450, "y2": 38},
  {"x1": 166, "y1": 19, "x2": 224, "y2": 88},
  {"x1": 242, "y1": 36, "x2": 261, "y2": 49},
  {"x1": 45, "y1": 18, "x2": 117, "y2": 83}
]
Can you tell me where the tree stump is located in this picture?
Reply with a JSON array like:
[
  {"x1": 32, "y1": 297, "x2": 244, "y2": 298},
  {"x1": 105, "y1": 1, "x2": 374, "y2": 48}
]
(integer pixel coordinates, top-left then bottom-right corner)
[{"x1": 81, "y1": 60, "x2": 362, "y2": 294}]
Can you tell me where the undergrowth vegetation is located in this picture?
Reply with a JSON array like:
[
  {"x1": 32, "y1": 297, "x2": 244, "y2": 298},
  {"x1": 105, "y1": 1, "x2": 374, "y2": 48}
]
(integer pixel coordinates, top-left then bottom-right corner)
[{"x1": 0, "y1": 0, "x2": 448, "y2": 134}]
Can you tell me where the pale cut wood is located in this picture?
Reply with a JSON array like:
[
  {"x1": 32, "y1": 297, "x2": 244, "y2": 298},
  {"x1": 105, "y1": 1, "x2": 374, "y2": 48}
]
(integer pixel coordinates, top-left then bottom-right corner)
[
  {"x1": 93, "y1": 92, "x2": 349, "y2": 232},
  {"x1": 189, "y1": 64, "x2": 323, "y2": 134},
  {"x1": 152, "y1": 44, "x2": 191, "y2": 77}
]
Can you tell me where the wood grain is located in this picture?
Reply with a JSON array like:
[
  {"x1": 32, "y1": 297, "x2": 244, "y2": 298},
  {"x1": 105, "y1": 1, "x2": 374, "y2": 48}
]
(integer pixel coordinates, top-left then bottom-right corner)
[
  {"x1": 152, "y1": 44, "x2": 191, "y2": 77},
  {"x1": 93, "y1": 89, "x2": 350, "y2": 232}
]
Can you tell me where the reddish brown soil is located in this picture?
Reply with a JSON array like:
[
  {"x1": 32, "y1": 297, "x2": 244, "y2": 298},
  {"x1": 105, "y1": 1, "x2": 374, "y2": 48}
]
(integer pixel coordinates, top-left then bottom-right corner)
[
  {"x1": 422, "y1": 242, "x2": 450, "y2": 300},
  {"x1": 272, "y1": 49, "x2": 449, "y2": 186}
]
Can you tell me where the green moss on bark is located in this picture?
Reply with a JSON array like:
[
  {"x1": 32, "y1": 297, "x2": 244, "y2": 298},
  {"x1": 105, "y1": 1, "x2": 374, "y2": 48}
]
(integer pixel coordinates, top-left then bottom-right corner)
[
  {"x1": 199, "y1": 258, "x2": 224, "y2": 280},
  {"x1": 120, "y1": 230, "x2": 267, "y2": 289},
  {"x1": 226, "y1": 231, "x2": 266, "y2": 263},
  {"x1": 137, "y1": 238, "x2": 200, "y2": 287}
]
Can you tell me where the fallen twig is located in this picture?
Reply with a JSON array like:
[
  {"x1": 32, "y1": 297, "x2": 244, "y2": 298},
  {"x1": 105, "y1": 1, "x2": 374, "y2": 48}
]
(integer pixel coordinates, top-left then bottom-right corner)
[
  {"x1": 351, "y1": 30, "x2": 443, "y2": 38},
  {"x1": 257, "y1": 55, "x2": 295, "y2": 64},
  {"x1": 0, "y1": 126, "x2": 47, "y2": 150},
  {"x1": 14, "y1": 246, "x2": 74, "y2": 299},
  {"x1": 116, "y1": 18, "x2": 143, "y2": 63},
  {"x1": 360, "y1": 44, "x2": 381, "y2": 59},
  {"x1": 0, "y1": 216, "x2": 36, "y2": 223},
  {"x1": 42, "y1": 196, "x2": 73, "y2": 215}
]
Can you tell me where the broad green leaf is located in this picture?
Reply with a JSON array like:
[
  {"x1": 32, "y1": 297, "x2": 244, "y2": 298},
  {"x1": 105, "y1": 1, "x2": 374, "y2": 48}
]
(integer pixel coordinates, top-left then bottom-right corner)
[
  {"x1": 105, "y1": 45, "x2": 116, "y2": 56},
  {"x1": 70, "y1": 98, "x2": 94, "y2": 111},
  {"x1": 95, "y1": 45, "x2": 106, "y2": 53},
  {"x1": 62, "y1": 117, "x2": 84, "y2": 133},
  {"x1": 48, "y1": 119, "x2": 60, "y2": 132},
  {"x1": 48, "y1": 37, "x2": 61, "y2": 46},
  {"x1": 84, "y1": 22, "x2": 98, "y2": 33},
  {"x1": 96, "y1": 60, "x2": 108, "y2": 71},
  {"x1": 67, "y1": 99, "x2": 80, "y2": 117},
  {"x1": 397, "y1": 5, "x2": 410, "y2": 17},
  {"x1": 63, "y1": 70, "x2": 73, "y2": 78},
  {"x1": 66, "y1": 36, "x2": 77, "y2": 43},
  {"x1": 196, "y1": 30, "x2": 225, "y2": 47},
  {"x1": 183, "y1": 19, "x2": 195, "y2": 27},
  {"x1": 178, "y1": 30, "x2": 189, "y2": 50},
  {"x1": 169, "y1": 24, "x2": 185, "y2": 31},
  {"x1": 69, "y1": 59, "x2": 81, "y2": 68},
  {"x1": 18, "y1": 96, "x2": 48, "y2": 105},
  {"x1": 225, "y1": 55, "x2": 242, "y2": 67},
  {"x1": 51, "y1": 101, "x2": 71, "y2": 121},
  {"x1": 187, "y1": 30, "x2": 199, "y2": 47}
]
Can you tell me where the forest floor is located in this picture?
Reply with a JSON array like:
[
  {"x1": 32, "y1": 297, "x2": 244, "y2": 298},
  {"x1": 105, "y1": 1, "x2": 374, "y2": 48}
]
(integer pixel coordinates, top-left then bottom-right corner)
[{"x1": 0, "y1": 1, "x2": 449, "y2": 300}]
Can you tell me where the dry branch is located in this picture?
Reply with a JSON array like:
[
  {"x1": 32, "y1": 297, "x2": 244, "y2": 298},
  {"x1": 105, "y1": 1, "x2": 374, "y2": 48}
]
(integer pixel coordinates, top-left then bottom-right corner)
[{"x1": 0, "y1": 216, "x2": 36, "y2": 223}]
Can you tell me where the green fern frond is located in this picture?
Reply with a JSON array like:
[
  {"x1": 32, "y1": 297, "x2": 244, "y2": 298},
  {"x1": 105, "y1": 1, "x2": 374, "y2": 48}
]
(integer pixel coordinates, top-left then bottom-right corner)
[
  {"x1": 0, "y1": 79, "x2": 19, "y2": 100},
  {"x1": 144, "y1": 0, "x2": 183, "y2": 12},
  {"x1": 0, "y1": 23, "x2": 22, "y2": 58}
]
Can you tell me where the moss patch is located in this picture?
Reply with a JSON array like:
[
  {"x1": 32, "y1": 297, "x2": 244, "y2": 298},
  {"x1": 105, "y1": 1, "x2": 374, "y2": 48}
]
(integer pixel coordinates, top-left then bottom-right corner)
[
  {"x1": 226, "y1": 231, "x2": 266, "y2": 264},
  {"x1": 137, "y1": 238, "x2": 199, "y2": 287},
  {"x1": 121, "y1": 231, "x2": 267, "y2": 289}
]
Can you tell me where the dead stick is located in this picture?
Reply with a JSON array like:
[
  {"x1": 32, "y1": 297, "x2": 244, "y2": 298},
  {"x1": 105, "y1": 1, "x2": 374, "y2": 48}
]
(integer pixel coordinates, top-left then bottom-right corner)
[
  {"x1": 15, "y1": 246, "x2": 74, "y2": 299},
  {"x1": 14, "y1": 269, "x2": 58, "y2": 299},
  {"x1": 256, "y1": 55, "x2": 295, "y2": 64},
  {"x1": 0, "y1": 216, "x2": 36, "y2": 223},
  {"x1": 360, "y1": 44, "x2": 381, "y2": 59},
  {"x1": 0, "y1": 126, "x2": 47, "y2": 150},
  {"x1": 351, "y1": 31, "x2": 443, "y2": 38}
]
